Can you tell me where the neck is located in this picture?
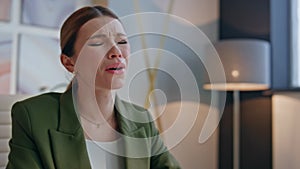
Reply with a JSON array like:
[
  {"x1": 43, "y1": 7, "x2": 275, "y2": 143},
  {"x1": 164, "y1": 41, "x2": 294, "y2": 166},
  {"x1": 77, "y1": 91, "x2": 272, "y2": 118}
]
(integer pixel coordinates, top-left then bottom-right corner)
[
  {"x1": 95, "y1": 88, "x2": 116, "y2": 116},
  {"x1": 76, "y1": 84, "x2": 116, "y2": 122}
]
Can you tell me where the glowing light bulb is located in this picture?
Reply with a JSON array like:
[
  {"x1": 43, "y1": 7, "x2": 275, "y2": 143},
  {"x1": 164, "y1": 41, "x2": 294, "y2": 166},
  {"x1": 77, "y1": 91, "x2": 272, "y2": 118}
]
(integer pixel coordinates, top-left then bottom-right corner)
[{"x1": 231, "y1": 70, "x2": 239, "y2": 78}]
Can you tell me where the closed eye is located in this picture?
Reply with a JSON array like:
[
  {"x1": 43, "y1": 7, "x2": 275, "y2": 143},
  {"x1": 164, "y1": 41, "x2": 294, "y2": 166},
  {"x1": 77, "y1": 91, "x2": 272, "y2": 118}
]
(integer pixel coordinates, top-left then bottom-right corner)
[
  {"x1": 118, "y1": 40, "x2": 128, "y2": 45},
  {"x1": 88, "y1": 42, "x2": 104, "y2": 46}
]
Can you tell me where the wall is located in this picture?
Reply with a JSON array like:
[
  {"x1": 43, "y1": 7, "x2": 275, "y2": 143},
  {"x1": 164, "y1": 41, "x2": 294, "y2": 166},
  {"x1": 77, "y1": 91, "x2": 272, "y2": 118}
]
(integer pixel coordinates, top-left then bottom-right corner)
[{"x1": 272, "y1": 92, "x2": 300, "y2": 169}]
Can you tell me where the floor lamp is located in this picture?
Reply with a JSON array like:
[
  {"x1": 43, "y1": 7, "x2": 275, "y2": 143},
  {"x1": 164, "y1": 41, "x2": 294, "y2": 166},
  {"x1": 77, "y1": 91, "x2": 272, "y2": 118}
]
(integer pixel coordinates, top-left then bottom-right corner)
[{"x1": 203, "y1": 39, "x2": 270, "y2": 169}]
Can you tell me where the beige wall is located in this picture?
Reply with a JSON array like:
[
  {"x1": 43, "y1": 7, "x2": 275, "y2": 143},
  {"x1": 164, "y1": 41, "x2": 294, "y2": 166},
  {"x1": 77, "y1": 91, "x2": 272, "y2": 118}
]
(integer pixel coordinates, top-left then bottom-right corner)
[
  {"x1": 154, "y1": 102, "x2": 219, "y2": 169},
  {"x1": 273, "y1": 92, "x2": 300, "y2": 169}
]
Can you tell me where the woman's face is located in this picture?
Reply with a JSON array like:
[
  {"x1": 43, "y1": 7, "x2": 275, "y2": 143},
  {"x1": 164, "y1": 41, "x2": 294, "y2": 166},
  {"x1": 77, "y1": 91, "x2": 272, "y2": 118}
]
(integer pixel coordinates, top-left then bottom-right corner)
[{"x1": 73, "y1": 16, "x2": 130, "y2": 91}]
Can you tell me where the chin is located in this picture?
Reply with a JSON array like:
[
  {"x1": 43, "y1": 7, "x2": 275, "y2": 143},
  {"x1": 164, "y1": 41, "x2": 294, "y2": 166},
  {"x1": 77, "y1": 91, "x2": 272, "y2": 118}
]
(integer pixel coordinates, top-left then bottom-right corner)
[
  {"x1": 110, "y1": 81, "x2": 125, "y2": 90},
  {"x1": 95, "y1": 80, "x2": 125, "y2": 91}
]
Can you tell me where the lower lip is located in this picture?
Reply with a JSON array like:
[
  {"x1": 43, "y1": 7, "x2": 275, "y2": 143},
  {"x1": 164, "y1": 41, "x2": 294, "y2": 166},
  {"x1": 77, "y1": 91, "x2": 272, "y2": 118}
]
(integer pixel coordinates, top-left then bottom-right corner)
[{"x1": 105, "y1": 69, "x2": 125, "y2": 75}]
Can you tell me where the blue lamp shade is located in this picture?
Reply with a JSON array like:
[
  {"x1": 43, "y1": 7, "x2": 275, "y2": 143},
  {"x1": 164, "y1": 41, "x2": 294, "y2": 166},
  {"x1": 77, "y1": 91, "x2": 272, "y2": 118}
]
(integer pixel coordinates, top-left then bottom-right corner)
[{"x1": 203, "y1": 39, "x2": 271, "y2": 91}]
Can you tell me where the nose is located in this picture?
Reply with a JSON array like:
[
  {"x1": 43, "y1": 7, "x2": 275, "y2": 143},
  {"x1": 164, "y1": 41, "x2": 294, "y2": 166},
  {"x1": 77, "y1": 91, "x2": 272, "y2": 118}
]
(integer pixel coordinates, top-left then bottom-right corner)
[{"x1": 107, "y1": 44, "x2": 122, "y2": 59}]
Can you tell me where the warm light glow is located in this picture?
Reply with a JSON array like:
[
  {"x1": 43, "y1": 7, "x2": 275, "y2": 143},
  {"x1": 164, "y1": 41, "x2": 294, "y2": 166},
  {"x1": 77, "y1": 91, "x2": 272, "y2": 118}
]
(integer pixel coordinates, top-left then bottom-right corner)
[
  {"x1": 203, "y1": 83, "x2": 269, "y2": 91},
  {"x1": 231, "y1": 70, "x2": 240, "y2": 78}
]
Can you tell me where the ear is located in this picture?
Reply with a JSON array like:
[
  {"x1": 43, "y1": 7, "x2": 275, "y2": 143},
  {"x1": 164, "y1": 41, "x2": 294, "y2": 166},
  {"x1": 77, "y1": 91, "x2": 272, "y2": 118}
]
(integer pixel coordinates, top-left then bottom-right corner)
[{"x1": 60, "y1": 54, "x2": 75, "y2": 73}]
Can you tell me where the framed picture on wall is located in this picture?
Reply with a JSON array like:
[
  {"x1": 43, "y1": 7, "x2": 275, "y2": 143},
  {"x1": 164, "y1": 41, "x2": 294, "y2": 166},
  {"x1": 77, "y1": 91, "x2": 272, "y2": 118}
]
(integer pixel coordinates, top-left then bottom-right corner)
[
  {"x1": 0, "y1": 33, "x2": 12, "y2": 94},
  {"x1": 21, "y1": 0, "x2": 76, "y2": 28},
  {"x1": 0, "y1": 0, "x2": 12, "y2": 21},
  {"x1": 17, "y1": 34, "x2": 70, "y2": 94}
]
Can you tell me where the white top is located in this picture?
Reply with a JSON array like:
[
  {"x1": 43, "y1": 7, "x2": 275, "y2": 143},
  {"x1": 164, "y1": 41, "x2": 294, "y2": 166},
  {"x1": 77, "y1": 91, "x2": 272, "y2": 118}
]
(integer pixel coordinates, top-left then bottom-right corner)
[{"x1": 85, "y1": 139, "x2": 125, "y2": 169}]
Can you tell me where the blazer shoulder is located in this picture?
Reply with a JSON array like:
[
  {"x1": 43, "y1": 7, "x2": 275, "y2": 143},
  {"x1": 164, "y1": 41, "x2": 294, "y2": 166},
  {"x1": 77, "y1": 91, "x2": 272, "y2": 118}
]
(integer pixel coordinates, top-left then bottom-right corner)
[
  {"x1": 13, "y1": 92, "x2": 61, "y2": 109},
  {"x1": 11, "y1": 92, "x2": 62, "y2": 125}
]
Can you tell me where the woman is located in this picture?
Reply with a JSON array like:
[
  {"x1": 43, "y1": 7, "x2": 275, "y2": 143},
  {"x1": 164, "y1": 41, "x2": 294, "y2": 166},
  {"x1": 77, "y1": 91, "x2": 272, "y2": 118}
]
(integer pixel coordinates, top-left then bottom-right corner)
[{"x1": 6, "y1": 6, "x2": 180, "y2": 169}]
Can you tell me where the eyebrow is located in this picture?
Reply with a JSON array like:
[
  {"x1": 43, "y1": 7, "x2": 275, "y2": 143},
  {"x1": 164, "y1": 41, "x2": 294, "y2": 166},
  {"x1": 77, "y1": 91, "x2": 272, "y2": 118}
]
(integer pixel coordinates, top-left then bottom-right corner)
[{"x1": 88, "y1": 33, "x2": 127, "y2": 40}]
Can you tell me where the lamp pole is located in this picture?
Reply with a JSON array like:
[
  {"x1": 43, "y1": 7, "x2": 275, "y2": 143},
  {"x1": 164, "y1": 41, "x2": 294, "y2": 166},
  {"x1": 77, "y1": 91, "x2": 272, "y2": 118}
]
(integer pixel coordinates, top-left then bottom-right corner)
[{"x1": 233, "y1": 90, "x2": 240, "y2": 169}]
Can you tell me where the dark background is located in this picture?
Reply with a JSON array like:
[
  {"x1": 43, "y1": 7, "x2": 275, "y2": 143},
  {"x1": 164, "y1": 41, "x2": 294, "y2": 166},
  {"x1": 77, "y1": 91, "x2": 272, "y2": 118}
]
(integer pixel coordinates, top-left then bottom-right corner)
[{"x1": 219, "y1": 0, "x2": 291, "y2": 168}]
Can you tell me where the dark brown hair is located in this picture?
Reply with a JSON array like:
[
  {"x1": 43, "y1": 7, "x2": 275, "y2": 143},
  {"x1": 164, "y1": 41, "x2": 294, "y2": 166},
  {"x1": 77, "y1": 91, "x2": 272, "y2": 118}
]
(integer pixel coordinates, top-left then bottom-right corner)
[{"x1": 60, "y1": 6, "x2": 119, "y2": 57}]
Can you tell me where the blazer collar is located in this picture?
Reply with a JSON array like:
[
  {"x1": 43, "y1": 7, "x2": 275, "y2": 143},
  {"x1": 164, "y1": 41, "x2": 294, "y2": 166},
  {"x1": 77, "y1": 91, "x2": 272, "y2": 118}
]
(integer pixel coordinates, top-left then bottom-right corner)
[
  {"x1": 115, "y1": 95, "x2": 139, "y2": 133},
  {"x1": 49, "y1": 88, "x2": 91, "y2": 169},
  {"x1": 57, "y1": 88, "x2": 143, "y2": 135},
  {"x1": 50, "y1": 88, "x2": 150, "y2": 169},
  {"x1": 115, "y1": 96, "x2": 151, "y2": 168},
  {"x1": 58, "y1": 88, "x2": 81, "y2": 134}
]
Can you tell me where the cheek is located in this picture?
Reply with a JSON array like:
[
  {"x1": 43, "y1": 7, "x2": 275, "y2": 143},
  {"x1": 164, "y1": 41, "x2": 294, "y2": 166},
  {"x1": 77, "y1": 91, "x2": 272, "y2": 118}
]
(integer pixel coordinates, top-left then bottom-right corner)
[
  {"x1": 121, "y1": 45, "x2": 131, "y2": 59},
  {"x1": 85, "y1": 47, "x2": 108, "y2": 63},
  {"x1": 75, "y1": 47, "x2": 106, "y2": 74}
]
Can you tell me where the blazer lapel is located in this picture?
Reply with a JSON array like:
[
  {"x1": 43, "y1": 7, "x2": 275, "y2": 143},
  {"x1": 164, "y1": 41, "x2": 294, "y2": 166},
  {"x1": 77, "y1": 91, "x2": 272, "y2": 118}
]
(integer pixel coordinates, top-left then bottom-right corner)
[
  {"x1": 123, "y1": 128, "x2": 151, "y2": 169},
  {"x1": 49, "y1": 89, "x2": 91, "y2": 169},
  {"x1": 49, "y1": 128, "x2": 91, "y2": 169},
  {"x1": 115, "y1": 96, "x2": 151, "y2": 169}
]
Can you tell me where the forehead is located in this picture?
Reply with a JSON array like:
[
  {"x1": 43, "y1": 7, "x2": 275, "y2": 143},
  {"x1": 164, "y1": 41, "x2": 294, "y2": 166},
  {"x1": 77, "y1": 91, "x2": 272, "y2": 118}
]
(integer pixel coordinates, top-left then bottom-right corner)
[{"x1": 78, "y1": 16, "x2": 125, "y2": 39}]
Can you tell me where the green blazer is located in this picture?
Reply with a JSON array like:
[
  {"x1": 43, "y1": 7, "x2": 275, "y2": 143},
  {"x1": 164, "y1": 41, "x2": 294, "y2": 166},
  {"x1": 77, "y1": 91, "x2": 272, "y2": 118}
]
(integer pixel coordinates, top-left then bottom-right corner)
[{"x1": 6, "y1": 89, "x2": 180, "y2": 169}]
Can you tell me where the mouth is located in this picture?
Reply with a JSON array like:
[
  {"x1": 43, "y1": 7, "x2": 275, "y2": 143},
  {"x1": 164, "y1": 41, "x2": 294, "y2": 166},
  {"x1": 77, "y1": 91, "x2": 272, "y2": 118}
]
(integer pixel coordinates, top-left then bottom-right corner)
[{"x1": 105, "y1": 62, "x2": 126, "y2": 75}]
